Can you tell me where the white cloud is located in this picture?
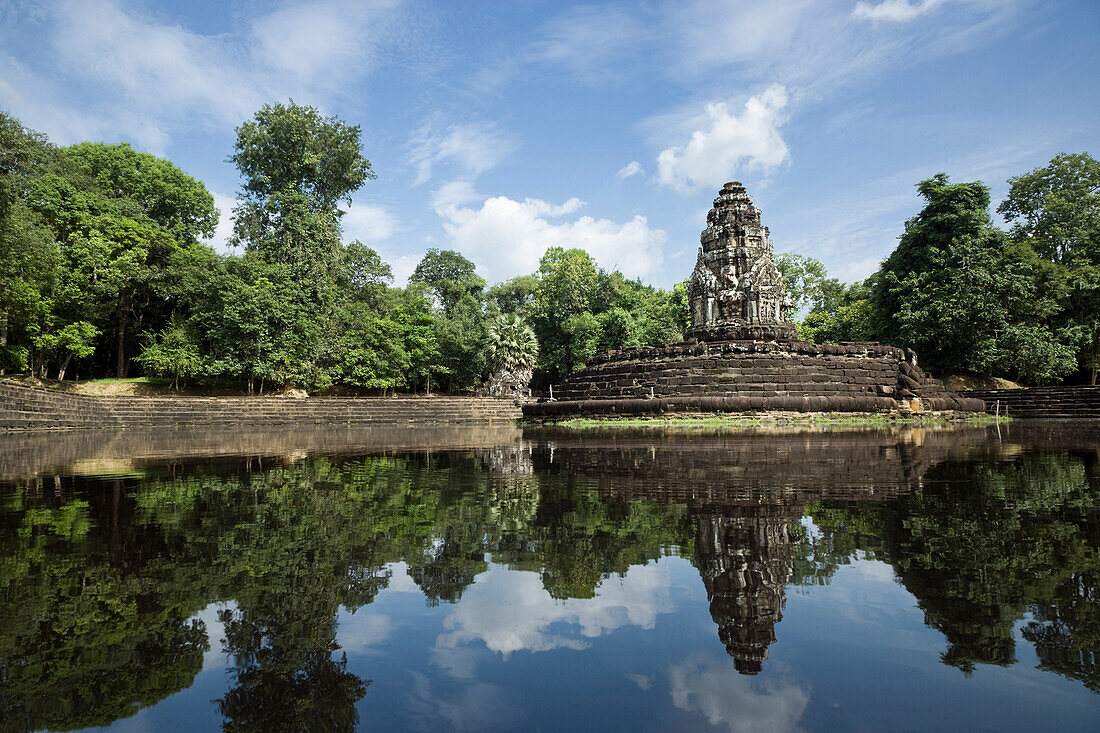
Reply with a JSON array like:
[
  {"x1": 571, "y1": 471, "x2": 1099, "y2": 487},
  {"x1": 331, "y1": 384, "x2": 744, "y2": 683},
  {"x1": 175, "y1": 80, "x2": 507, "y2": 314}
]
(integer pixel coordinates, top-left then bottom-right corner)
[
  {"x1": 669, "y1": 0, "x2": 814, "y2": 75},
  {"x1": 343, "y1": 201, "x2": 399, "y2": 244},
  {"x1": 526, "y1": 5, "x2": 652, "y2": 84},
  {"x1": 853, "y1": 0, "x2": 948, "y2": 22},
  {"x1": 0, "y1": 0, "x2": 408, "y2": 150},
  {"x1": 205, "y1": 192, "x2": 240, "y2": 255},
  {"x1": 431, "y1": 180, "x2": 482, "y2": 210},
  {"x1": 524, "y1": 0, "x2": 1025, "y2": 108},
  {"x1": 435, "y1": 564, "x2": 675, "y2": 658},
  {"x1": 408, "y1": 120, "x2": 517, "y2": 186},
  {"x1": 434, "y1": 193, "x2": 666, "y2": 282},
  {"x1": 616, "y1": 161, "x2": 644, "y2": 180},
  {"x1": 387, "y1": 253, "x2": 420, "y2": 287},
  {"x1": 252, "y1": 0, "x2": 401, "y2": 83},
  {"x1": 656, "y1": 85, "x2": 791, "y2": 193}
]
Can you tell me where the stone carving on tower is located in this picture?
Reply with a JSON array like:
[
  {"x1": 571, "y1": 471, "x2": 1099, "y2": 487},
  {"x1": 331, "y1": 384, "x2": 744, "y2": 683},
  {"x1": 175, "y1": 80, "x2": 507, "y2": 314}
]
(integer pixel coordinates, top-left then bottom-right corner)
[{"x1": 687, "y1": 182, "x2": 796, "y2": 341}]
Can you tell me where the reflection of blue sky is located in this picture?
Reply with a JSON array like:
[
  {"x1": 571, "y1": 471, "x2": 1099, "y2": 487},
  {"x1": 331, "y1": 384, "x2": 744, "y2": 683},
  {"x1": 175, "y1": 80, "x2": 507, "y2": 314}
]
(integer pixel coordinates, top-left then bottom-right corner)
[
  {"x1": 75, "y1": 550, "x2": 1100, "y2": 731},
  {"x1": 435, "y1": 562, "x2": 676, "y2": 658},
  {"x1": 402, "y1": 672, "x2": 517, "y2": 732}
]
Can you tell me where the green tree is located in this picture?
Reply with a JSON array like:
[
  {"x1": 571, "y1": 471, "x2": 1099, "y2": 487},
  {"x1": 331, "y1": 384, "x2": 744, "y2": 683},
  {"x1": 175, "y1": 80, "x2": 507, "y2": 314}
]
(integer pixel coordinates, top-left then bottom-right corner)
[
  {"x1": 530, "y1": 247, "x2": 599, "y2": 383},
  {"x1": 1000, "y1": 153, "x2": 1100, "y2": 383},
  {"x1": 0, "y1": 111, "x2": 57, "y2": 373},
  {"x1": 61, "y1": 142, "x2": 217, "y2": 244},
  {"x1": 799, "y1": 280, "x2": 877, "y2": 344},
  {"x1": 487, "y1": 275, "x2": 538, "y2": 315},
  {"x1": 227, "y1": 102, "x2": 375, "y2": 390},
  {"x1": 135, "y1": 321, "x2": 202, "y2": 390},
  {"x1": 775, "y1": 252, "x2": 829, "y2": 314},
  {"x1": 998, "y1": 152, "x2": 1100, "y2": 266},
  {"x1": 411, "y1": 248, "x2": 486, "y2": 315},
  {"x1": 874, "y1": 173, "x2": 1076, "y2": 382}
]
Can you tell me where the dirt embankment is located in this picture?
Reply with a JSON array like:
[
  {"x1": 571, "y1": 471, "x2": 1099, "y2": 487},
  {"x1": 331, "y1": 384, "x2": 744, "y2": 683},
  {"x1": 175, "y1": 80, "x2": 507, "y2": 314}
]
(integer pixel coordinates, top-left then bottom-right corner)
[{"x1": 942, "y1": 375, "x2": 1024, "y2": 391}]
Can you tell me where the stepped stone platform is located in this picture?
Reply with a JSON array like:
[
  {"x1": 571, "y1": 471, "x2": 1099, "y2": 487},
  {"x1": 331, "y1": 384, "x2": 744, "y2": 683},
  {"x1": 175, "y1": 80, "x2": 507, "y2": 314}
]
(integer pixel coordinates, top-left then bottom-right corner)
[
  {"x1": 961, "y1": 386, "x2": 1100, "y2": 419},
  {"x1": 0, "y1": 379, "x2": 523, "y2": 432},
  {"x1": 525, "y1": 182, "x2": 983, "y2": 420},
  {"x1": 525, "y1": 339, "x2": 985, "y2": 418}
]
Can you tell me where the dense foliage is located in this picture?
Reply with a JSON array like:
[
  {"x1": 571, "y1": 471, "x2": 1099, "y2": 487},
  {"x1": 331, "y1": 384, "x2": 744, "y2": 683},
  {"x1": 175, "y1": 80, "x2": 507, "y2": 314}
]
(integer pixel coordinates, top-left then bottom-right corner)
[
  {"x1": 779, "y1": 159, "x2": 1099, "y2": 385},
  {"x1": 1, "y1": 104, "x2": 1096, "y2": 387}
]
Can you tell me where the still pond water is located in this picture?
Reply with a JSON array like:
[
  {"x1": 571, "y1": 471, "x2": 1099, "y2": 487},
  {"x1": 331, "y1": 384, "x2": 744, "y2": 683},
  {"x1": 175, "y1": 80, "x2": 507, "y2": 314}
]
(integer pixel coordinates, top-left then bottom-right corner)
[{"x1": 1, "y1": 422, "x2": 1099, "y2": 732}]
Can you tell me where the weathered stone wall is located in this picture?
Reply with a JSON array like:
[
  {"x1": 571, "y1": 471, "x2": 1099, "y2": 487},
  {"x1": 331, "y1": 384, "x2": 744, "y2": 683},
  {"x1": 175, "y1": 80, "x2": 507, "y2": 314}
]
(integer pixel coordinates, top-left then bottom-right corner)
[
  {"x1": 960, "y1": 386, "x2": 1100, "y2": 419},
  {"x1": 526, "y1": 340, "x2": 984, "y2": 417},
  {"x1": 0, "y1": 379, "x2": 523, "y2": 432}
]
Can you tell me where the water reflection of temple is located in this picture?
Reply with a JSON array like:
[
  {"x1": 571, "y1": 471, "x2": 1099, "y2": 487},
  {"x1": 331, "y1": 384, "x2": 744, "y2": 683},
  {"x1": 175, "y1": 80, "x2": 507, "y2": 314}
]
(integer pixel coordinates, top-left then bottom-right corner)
[
  {"x1": 695, "y1": 506, "x2": 800, "y2": 673},
  {"x1": 536, "y1": 427, "x2": 989, "y2": 674}
]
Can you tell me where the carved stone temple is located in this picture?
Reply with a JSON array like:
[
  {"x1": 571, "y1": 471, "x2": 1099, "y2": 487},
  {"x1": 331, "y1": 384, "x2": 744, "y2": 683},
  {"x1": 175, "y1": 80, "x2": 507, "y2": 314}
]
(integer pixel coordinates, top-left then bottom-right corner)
[
  {"x1": 687, "y1": 182, "x2": 797, "y2": 342},
  {"x1": 523, "y1": 183, "x2": 985, "y2": 418}
]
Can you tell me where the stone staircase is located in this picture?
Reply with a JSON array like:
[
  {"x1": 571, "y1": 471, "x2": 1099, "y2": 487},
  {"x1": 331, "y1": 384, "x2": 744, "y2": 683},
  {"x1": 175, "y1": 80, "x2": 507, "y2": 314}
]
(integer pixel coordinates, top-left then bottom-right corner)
[
  {"x1": 959, "y1": 386, "x2": 1100, "y2": 419},
  {"x1": 0, "y1": 379, "x2": 523, "y2": 431}
]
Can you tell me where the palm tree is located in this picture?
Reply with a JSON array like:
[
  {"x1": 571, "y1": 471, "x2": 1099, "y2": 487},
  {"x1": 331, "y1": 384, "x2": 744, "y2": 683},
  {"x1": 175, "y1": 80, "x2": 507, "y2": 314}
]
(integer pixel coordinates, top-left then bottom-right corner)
[
  {"x1": 488, "y1": 314, "x2": 538, "y2": 370},
  {"x1": 486, "y1": 314, "x2": 538, "y2": 396}
]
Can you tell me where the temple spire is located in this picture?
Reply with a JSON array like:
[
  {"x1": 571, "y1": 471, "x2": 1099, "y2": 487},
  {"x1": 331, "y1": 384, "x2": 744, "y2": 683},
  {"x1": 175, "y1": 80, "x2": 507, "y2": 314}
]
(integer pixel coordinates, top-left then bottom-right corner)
[{"x1": 686, "y1": 183, "x2": 796, "y2": 342}]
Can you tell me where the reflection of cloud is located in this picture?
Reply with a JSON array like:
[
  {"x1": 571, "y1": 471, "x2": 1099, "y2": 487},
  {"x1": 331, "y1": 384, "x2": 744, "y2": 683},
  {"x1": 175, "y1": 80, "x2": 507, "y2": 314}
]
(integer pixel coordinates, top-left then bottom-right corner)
[
  {"x1": 404, "y1": 672, "x2": 516, "y2": 732},
  {"x1": 385, "y1": 562, "x2": 425, "y2": 593},
  {"x1": 436, "y1": 564, "x2": 675, "y2": 657},
  {"x1": 338, "y1": 611, "x2": 393, "y2": 654},
  {"x1": 431, "y1": 645, "x2": 483, "y2": 679},
  {"x1": 191, "y1": 601, "x2": 233, "y2": 671},
  {"x1": 669, "y1": 654, "x2": 809, "y2": 733}
]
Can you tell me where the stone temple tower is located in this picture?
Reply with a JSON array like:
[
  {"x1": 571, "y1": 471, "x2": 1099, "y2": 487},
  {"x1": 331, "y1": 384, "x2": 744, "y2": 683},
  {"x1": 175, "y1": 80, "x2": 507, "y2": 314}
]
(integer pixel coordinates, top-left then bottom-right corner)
[{"x1": 686, "y1": 182, "x2": 796, "y2": 341}]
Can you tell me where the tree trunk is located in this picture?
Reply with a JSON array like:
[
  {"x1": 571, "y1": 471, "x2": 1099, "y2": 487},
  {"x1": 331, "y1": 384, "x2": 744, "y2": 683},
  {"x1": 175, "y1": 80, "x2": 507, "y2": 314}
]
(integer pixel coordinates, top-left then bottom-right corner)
[
  {"x1": 116, "y1": 292, "x2": 134, "y2": 378},
  {"x1": 0, "y1": 311, "x2": 7, "y2": 375},
  {"x1": 1092, "y1": 365, "x2": 1097, "y2": 386},
  {"x1": 116, "y1": 313, "x2": 127, "y2": 377},
  {"x1": 58, "y1": 352, "x2": 73, "y2": 381}
]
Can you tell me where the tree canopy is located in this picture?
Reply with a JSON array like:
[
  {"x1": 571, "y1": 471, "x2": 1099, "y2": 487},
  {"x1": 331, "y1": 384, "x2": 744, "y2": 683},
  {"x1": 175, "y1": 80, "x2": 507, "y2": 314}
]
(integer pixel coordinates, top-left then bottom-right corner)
[{"x1": 1, "y1": 105, "x2": 1095, "y2": 388}]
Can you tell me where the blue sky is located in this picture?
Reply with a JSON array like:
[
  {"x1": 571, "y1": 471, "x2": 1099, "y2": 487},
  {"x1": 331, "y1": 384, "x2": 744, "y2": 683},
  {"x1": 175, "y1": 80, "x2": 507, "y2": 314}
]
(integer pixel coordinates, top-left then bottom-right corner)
[{"x1": 1, "y1": 0, "x2": 1097, "y2": 288}]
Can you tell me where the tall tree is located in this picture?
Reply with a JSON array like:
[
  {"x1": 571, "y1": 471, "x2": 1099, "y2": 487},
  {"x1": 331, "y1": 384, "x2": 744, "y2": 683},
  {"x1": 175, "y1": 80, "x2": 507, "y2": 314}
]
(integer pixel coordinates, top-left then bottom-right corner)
[
  {"x1": 410, "y1": 248, "x2": 485, "y2": 315},
  {"x1": 0, "y1": 111, "x2": 56, "y2": 373},
  {"x1": 998, "y1": 152, "x2": 1100, "y2": 267},
  {"x1": 19, "y1": 140, "x2": 216, "y2": 378},
  {"x1": 874, "y1": 173, "x2": 1076, "y2": 382},
  {"x1": 1000, "y1": 153, "x2": 1100, "y2": 383},
  {"x1": 227, "y1": 101, "x2": 374, "y2": 390},
  {"x1": 61, "y1": 142, "x2": 217, "y2": 244}
]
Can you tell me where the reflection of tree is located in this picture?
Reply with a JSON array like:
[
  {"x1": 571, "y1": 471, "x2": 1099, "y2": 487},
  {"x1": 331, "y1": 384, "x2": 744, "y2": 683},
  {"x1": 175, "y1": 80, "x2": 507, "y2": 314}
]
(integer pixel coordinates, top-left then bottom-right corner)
[
  {"x1": 809, "y1": 450, "x2": 1100, "y2": 687},
  {"x1": 883, "y1": 454, "x2": 1099, "y2": 673},
  {"x1": 0, "y1": 449, "x2": 696, "y2": 730},
  {"x1": 8, "y1": 433, "x2": 1095, "y2": 727},
  {"x1": 1023, "y1": 570, "x2": 1100, "y2": 691},
  {"x1": 0, "y1": 482, "x2": 209, "y2": 732}
]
